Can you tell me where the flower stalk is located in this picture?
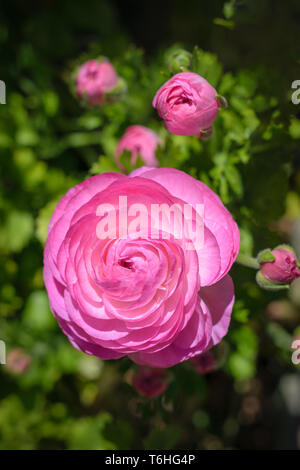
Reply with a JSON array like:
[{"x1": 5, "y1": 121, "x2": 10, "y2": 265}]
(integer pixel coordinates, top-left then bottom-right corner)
[{"x1": 236, "y1": 253, "x2": 260, "y2": 269}]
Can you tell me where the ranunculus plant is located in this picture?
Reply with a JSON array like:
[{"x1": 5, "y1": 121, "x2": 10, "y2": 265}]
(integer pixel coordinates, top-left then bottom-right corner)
[
  {"x1": 2, "y1": 2, "x2": 300, "y2": 450},
  {"x1": 42, "y1": 45, "x2": 299, "y2": 380}
]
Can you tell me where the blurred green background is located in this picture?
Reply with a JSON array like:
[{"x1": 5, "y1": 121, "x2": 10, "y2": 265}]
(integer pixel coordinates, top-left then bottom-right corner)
[{"x1": 0, "y1": 0, "x2": 300, "y2": 450}]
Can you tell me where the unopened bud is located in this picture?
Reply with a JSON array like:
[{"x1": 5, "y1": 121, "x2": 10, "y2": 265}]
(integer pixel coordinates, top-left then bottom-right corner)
[
  {"x1": 258, "y1": 245, "x2": 300, "y2": 286},
  {"x1": 166, "y1": 48, "x2": 192, "y2": 74}
]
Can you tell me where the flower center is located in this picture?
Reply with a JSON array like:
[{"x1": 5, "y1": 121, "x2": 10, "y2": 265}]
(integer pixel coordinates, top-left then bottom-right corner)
[
  {"x1": 167, "y1": 86, "x2": 193, "y2": 107},
  {"x1": 118, "y1": 258, "x2": 134, "y2": 270},
  {"x1": 175, "y1": 94, "x2": 192, "y2": 105},
  {"x1": 88, "y1": 69, "x2": 99, "y2": 80}
]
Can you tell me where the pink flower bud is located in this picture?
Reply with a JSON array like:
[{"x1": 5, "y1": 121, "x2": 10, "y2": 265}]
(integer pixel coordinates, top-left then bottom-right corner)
[
  {"x1": 152, "y1": 72, "x2": 220, "y2": 137},
  {"x1": 115, "y1": 125, "x2": 159, "y2": 169},
  {"x1": 189, "y1": 351, "x2": 216, "y2": 374},
  {"x1": 260, "y1": 248, "x2": 300, "y2": 284},
  {"x1": 6, "y1": 348, "x2": 31, "y2": 374},
  {"x1": 132, "y1": 366, "x2": 168, "y2": 398},
  {"x1": 75, "y1": 59, "x2": 118, "y2": 105}
]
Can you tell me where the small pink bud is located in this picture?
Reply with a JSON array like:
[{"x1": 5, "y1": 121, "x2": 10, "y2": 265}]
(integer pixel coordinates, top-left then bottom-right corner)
[
  {"x1": 189, "y1": 351, "x2": 216, "y2": 374},
  {"x1": 260, "y1": 248, "x2": 300, "y2": 285},
  {"x1": 132, "y1": 366, "x2": 168, "y2": 398},
  {"x1": 115, "y1": 125, "x2": 160, "y2": 168},
  {"x1": 75, "y1": 59, "x2": 118, "y2": 105},
  {"x1": 153, "y1": 72, "x2": 221, "y2": 137},
  {"x1": 6, "y1": 348, "x2": 31, "y2": 374}
]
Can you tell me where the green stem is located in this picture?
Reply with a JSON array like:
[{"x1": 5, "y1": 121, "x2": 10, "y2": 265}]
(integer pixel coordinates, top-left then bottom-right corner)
[{"x1": 236, "y1": 253, "x2": 260, "y2": 270}]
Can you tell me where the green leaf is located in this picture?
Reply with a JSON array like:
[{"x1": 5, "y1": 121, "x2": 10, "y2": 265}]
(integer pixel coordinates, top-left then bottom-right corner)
[
  {"x1": 289, "y1": 118, "x2": 300, "y2": 139},
  {"x1": 67, "y1": 414, "x2": 116, "y2": 450},
  {"x1": 223, "y1": 1, "x2": 235, "y2": 19},
  {"x1": 0, "y1": 211, "x2": 34, "y2": 253},
  {"x1": 228, "y1": 353, "x2": 256, "y2": 381},
  {"x1": 36, "y1": 198, "x2": 60, "y2": 244},
  {"x1": 191, "y1": 47, "x2": 222, "y2": 87},
  {"x1": 64, "y1": 131, "x2": 101, "y2": 148},
  {"x1": 16, "y1": 128, "x2": 39, "y2": 146},
  {"x1": 42, "y1": 91, "x2": 59, "y2": 116},
  {"x1": 225, "y1": 165, "x2": 243, "y2": 197},
  {"x1": 239, "y1": 225, "x2": 254, "y2": 255},
  {"x1": 233, "y1": 301, "x2": 250, "y2": 323},
  {"x1": 23, "y1": 290, "x2": 57, "y2": 332},
  {"x1": 266, "y1": 322, "x2": 293, "y2": 350},
  {"x1": 257, "y1": 249, "x2": 275, "y2": 263},
  {"x1": 90, "y1": 155, "x2": 119, "y2": 175},
  {"x1": 144, "y1": 425, "x2": 182, "y2": 450},
  {"x1": 213, "y1": 18, "x2": 235, "y2": 30}
]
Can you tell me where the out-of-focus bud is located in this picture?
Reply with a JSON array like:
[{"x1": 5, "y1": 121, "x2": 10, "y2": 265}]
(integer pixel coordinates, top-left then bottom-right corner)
[
  {"x1": 6, "y1": 348, "x2": 31, "y2": 374},
  {"x1": 258, "y1": 245, "x2": 300, "y2": 288},
  {"x1": 75, "y1": 58, "x2": 119, "y2": 106},
  {"x1": 189, "y1": 351, "x2": 216, "y2": 374},
  {"x1": 166, "y1": 47, "x2": 192, "y2": 74},
  {"x1": 115, "y1": 125, "x2": 160, "y2": 169},
  {"x1": 132, "y1": 366, "x2": 168, "y2": 398}
]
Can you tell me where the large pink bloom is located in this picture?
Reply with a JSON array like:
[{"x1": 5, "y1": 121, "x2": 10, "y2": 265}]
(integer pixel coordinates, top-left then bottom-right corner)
[
  {"x1": 115, "y1": 125, "x2": 159, "y2": 168},
  {"x1": 75, "y1": 59, "x2": 118, "y2": 105},
  {"x1": 153, "y1": 72, "x2": 220, "y2": 136},
  {"x1": 43, "y1": 168, "x2": 239, "y2": 368}
]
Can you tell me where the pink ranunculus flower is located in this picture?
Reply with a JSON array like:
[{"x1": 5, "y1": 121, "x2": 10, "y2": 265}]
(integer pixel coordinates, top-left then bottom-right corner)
[
  {"x1": 75, "y1": 59, "x2": 118, "y2": 105},
  {"x1": 43, "y1": 167, "x2": 239, "y2": 368},
  {"x1": 260, "y1": 248, "x2": 300, "y2": 284},
  {"x1": 153, "y1": 72, "x2": 221, "y2": 137},
  {"x1": 132, "y1": 366, "x2": 168, "y2": 397},
  {"x1": 115, "y1": 125, "x2": 159, "y2": 168}
]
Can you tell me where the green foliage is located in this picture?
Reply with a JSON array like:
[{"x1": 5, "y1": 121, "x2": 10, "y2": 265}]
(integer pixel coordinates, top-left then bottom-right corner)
[
  {"x1": 144, "y1": 425, "x2": 182, "y2": 450},
  {"x1": 228, "y1": 326, "x2": 258, "y2": 381}
]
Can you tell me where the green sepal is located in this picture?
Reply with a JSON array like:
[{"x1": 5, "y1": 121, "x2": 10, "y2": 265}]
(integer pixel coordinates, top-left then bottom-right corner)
[
  {"x1": 256, "y1": 271, "x2": 290, "y2": 291},
  {"x1": 216, "y1": 94, "x2": 228, "y2": 109},
  {"x1": 257, "y1": 249, "x2": 275, "y2": 264},
  {"x1": 199, "y1": 127, "x2": 214, "y2": 139}
]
